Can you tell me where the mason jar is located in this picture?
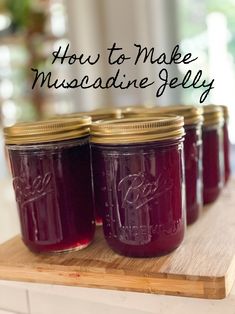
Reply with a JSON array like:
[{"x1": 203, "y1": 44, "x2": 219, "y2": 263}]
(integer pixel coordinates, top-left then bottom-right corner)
[
  {"x1": 123, "y1": 105, "x2": 203, "y2": 225},
  {"x1": 4, "y1": 116, "x2": 95, "y2": 253},
  {"x1": 202, "y1": 105, "x2": 224, "y2": 204},
  {"x1": 56, "y1": 108, "x2": 122, "y2": 226},
  {"x1": 221, "y1": 105, "x2": 231, "y2": 184},
  {"x1": 90, "y1": 116, "x2": 186, "y2": 257}
]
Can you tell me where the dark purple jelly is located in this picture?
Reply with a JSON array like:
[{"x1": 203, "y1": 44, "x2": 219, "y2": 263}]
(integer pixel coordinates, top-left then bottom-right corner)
[
  {"x1": 7, "y1": 137, "x2": 95, "y2": 253},
  {"x1": 202, "y1": 126, "x2": 224, "y2": 204},
  {"x1": 184, "y1": 125, "x2": 202, "y2": 224},
  {"x1": 91, "y1": 139, "x2": 185, "y2": 257},
  {"x1": 223, "y1": 121, "x2": 230, "y2": 183},
  {"x1": 58, "y1": 110, "x2": 122, "y2": 226}
]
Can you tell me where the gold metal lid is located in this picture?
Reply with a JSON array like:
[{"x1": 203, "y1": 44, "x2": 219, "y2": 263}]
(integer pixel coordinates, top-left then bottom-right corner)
[
  {"x1": 4, "y1": 116, "x2": 91, "y2": 145},
  {"x1": 121, "y1": 105, "x2": 152, "y2": 114},
  {"x1": 202, "y1": 105, "x2": 224, "y2": 127},
  {"x1": 90, "y1": 116, "x2": 185, "y2": 144},
  {"x1": 123, "y1": 105, "x2": 203, "y2": 125},
  {"x1": 56, "y1": 107, "x2": 122, "y2": 122},
  {"x1": 88, "y1": 107, "x2": 122, "y2": 121},
  {"x1": 220, "y1": 105, "x2": 229, "y2": 120}
]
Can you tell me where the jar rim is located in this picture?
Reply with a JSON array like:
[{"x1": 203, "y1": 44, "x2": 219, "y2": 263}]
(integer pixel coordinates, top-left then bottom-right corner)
[
  {"x1": 220, "y1": 105, "x2": 229, "y2": 120},
  {"x1": 57, "y1": 107, "x2": 122, "y2": 122},
  {"x1": 90, "y1": 116, "x2": 185, "y2": 144},
  {"x1": 122, "y1": 105, "x2": 203, "y2": 125},
  {"x1": 202, "y1": 105, "x2": 224, "y2": 126},
  {"x1": 88, "y1": 107, "x2": 122, "y2": 121},
  {"x1": 4, "y1": 116, "x2": 91, "y2": 145}
]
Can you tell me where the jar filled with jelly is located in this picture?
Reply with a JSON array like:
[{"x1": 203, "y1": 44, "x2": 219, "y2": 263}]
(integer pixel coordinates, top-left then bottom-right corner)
[
  {"x1": 90, "y1": 116, "x2": 186, "y2": 257},
  {"x1": 123, "y1": 105, "x2": 203, "y2": 225},
  {"x1": 221, "y1": 105, "x2": 231, "y2": 183},
  {"x1": 202, "y1": 105, "x2": 224, "y2": 204},
  {"x1": 4, "y1": 116, "x2": 95, "y2": 253},
  {"x1": 55, "y1": 108, "x2": 122, "y2": 225}
]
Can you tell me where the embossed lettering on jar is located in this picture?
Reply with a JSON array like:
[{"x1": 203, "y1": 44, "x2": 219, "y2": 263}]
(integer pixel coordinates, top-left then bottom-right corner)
[
  {"x1": 90, "y1": 117, "x2": 186, "y2": 257},
  {"x1": 4, "y1": 117, "x2": 95, "y2": 253}
]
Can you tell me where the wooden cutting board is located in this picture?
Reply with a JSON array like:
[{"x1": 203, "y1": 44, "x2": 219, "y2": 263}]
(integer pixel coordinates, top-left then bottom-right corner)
[{"x1": 0, "y1": 179, "x2": 235, "y2": 299}]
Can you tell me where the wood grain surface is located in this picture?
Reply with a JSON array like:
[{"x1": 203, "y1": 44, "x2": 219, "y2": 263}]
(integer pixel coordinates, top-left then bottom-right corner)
[{"x1": 0, "y1": 179, "x2": 234, "y2": 299}]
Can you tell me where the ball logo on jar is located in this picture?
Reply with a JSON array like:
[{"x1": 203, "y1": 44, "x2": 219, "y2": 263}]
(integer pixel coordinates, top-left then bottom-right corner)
[
  {"x1": 13, "y1": 172, "x2": 53, "y2": 208},
  {"x1": 105, "y1": 170, "x2": 173, "y2": 245},
  {"x1": 118, "y1": 173, "x2": 169, "y2": 210}
]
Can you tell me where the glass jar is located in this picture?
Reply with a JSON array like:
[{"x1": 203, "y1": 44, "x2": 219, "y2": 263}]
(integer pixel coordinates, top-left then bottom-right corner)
[
  {"x1": 87, "y1": 108, "x2": 122, "y2": 225},
  {"x1": 4, "y1": 116, "x2": 95, "y2": 253},
  {"x1": 221, "y1": 105, "x2": 231, "y2": 183},
  {"x1": 90, "y1": 116, "x2": 186, "y2": 257},
  {"x1": 202, "y1": 105, "x2": 224, "y2": 204},
  {"x1": 123, "y1": 105, "x2": 203, "y2": 225},
  {"x1": 56, "y1": 108, "x2": 122, "y2": 226}
]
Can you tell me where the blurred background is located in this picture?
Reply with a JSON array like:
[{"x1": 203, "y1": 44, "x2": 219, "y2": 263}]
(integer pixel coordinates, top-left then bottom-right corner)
[{"x1": 0, "y1": 0, "x2": 234, "y2": 179}]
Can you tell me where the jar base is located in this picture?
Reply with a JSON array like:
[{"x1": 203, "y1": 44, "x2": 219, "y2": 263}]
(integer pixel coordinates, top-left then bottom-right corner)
[
  {"x1": 203, "y1": 188, "x2": 221, "y2": 204},
  {"x1": 186, "y1": 205, "x2": 201, "y2": 225},
  {"x1": 224, "y1": 174, "x2": 230, "y2": 185},
  {"x1": 95, "y1": 218, "x2": 103, "y2": 226},
  {"x1": 23, "y1": 238, "x2": 94, "y2": 254},
  {"x1": 46, "y1": 241, "x2": 93, "y2": 254},
  {"x1": 107, "y1": 244, "x2": 182, "y2": 258},
  {"x1": 105, "y1": 235, "x2": 184, "y2": 258}
]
